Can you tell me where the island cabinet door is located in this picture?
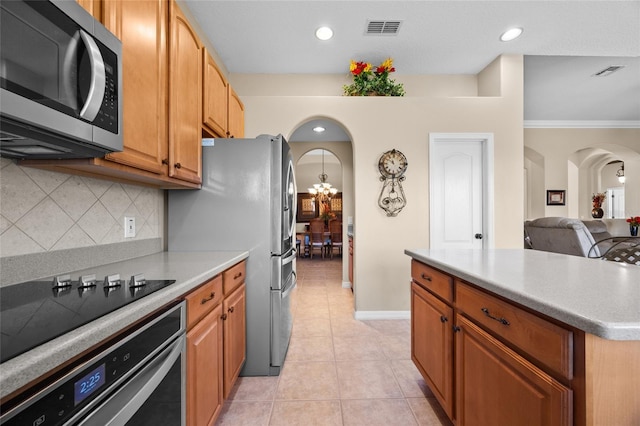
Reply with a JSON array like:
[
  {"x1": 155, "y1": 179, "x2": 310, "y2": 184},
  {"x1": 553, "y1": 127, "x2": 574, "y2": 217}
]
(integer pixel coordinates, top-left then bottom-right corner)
[
  {"x1": 411, "y1": 282, "x2": 454, "y2": 419},
  {"x1": 455, "y1": 314, "x2": 572, "y2": 426}
]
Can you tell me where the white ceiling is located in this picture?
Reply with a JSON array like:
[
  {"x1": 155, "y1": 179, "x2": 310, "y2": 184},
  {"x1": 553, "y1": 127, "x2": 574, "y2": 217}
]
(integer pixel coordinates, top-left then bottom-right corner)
[{"x1": 183, "y1": 0, "x2": 640, "y2": 135}]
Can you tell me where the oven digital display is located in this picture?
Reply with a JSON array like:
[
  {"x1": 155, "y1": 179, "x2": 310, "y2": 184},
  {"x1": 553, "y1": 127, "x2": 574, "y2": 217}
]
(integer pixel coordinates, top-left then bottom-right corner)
[{"x1": 74, "y1": 363, "x2": 106, "y2": 405}]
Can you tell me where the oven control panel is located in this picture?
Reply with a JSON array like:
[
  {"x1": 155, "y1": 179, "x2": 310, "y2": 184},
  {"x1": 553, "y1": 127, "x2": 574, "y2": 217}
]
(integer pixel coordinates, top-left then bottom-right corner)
[{"x1": 0, "y1": 302, "x2": 184, "y2": 426}]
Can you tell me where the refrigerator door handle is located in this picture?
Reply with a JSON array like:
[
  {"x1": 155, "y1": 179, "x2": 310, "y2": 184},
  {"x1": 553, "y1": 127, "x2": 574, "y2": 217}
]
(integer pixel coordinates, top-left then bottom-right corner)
[
  {"x1": 282, "y1": 271, "x2": 297, "y2": 298},
  {"x1": 282, "y1": 249, "x2": 296, "y2": 266}
]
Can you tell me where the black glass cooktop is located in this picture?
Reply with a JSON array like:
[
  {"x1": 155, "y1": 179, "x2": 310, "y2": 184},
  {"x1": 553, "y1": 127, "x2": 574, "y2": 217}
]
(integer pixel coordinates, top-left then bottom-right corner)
[{"x1": 0, "y1": 275, "x2": 176, "y2": 363}]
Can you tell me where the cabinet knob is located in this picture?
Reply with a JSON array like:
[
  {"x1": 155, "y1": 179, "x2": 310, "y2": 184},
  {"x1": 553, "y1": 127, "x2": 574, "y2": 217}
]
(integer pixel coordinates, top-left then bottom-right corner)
[
  {"x1": 174, "y1": 162, "x2": 182, "y2": 169},
  {"x1": 453, "y1": 326, "x2": 461, "y2": 333},
  {"x1": 475, "y1": 233, "x2": 483, "y2": 240},
  {"x1": 228, "y1": 306, "x2": 235, "y2": 313},
  {"x1": 221, "y1": 313, "x2": 228, "y2": 320},
  {"x1": 162, "y1": 158, "x2": 169, "y2": 165},
  {"x1": 440, "y1": 315, "x2": 448, "y2": 323}
]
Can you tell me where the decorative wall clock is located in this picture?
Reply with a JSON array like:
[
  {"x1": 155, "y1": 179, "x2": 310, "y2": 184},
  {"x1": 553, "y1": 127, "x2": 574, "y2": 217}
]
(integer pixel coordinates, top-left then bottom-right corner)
[{"x1": 377, "y1": 149, "x2": 408, "y2": 217}]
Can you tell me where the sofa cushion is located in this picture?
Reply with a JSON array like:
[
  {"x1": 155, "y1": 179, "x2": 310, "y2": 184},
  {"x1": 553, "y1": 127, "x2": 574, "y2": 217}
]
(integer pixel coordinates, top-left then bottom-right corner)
[{"x1": 582, "y1": 220, "x2": 612, "y2": 241}]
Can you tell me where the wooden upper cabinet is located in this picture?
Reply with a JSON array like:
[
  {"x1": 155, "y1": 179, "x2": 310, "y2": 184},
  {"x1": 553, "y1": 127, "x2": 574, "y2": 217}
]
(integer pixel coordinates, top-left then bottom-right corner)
[
  {"x1": 77, "y1": 0, "x2": 102, "y2": 21},
  {"x1": 227, "y1": 86, "x2": 245, "y2": 139},
  {"x1": 169, "y1": 0, "x2": 202, "y2": 184},
  {"x1": 102, "y1": 0, "x2": 168, "y2": 175},
  {"x1": 203, "y1": 49, "x2": 228, "y2": 138}
]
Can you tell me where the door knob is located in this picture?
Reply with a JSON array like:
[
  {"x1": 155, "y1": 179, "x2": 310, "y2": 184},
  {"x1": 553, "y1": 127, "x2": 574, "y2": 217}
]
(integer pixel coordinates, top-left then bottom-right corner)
[{"x1": 474, "y1": 233, "x2": 483, "y2": 239}]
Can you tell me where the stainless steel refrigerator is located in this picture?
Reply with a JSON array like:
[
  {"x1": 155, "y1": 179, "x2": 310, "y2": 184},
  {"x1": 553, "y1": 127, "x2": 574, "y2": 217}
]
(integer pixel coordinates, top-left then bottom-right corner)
[{"x1": 167, "y1": 134, "x2": 297, "y2": 376}]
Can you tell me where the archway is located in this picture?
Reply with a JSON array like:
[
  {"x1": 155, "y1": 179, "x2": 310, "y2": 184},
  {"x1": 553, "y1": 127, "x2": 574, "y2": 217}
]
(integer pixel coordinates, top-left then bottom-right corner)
[
  {"x1": 287, "y1": 117, "x2": 354, "y2": 290},
  {"x1": 569, "y1": 145, "x2": 640, "y2": 219}
]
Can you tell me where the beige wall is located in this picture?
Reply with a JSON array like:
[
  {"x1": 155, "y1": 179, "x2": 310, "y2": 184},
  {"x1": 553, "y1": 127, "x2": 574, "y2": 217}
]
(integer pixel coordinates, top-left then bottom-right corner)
[
  {"x1": 230, "y1": 55, "x2": 524, "y2": 315},
  {"x1": 524, "y1": 128, "x2": 640, "y2": 220}
]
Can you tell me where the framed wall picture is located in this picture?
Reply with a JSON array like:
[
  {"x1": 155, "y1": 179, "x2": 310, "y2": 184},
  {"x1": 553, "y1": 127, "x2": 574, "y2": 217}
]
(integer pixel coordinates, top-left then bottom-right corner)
[
  {"x1": 297, "y1": 193, "x2": 317, "y2": 221},
  {"x1": 546, "y1": 190, "x2": 566, "y2": 206}
]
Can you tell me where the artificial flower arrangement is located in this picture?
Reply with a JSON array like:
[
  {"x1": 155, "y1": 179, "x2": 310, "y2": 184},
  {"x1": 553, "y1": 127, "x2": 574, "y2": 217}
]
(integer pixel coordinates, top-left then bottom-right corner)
[
  {"x1": 592, "y1": 192, "x2": 606, "y2": 208},
  {"x1": 343, "y1": 58, "x2": 405, "y2": 97},
  {"x1": 626, "y1": 216, "x2": 640, "y2": 227}
]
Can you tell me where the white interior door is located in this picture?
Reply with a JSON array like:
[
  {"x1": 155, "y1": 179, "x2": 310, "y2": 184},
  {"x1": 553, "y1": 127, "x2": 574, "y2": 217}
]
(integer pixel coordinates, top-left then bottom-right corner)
[{"x1": 430, "y1": 135, "x2": 489, "y2": 249}]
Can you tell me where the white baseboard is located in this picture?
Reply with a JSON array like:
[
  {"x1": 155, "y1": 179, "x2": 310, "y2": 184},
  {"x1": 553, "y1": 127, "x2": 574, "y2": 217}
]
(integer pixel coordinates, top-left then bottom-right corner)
[
  {"x1": 342, "y1": 281, "x2": 351, "y2": 289},
  {"x1": 354, "y1": 310, "x2": 411, "y2": 320}
]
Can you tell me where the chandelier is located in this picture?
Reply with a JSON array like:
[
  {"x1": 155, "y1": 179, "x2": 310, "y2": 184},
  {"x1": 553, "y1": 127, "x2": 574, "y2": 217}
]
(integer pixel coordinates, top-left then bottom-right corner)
[
  {"x1": 616, "y1": 162, "x2": 626, "y2": 183},
  {"x1": 308, "y1": 149, "x2": 338, "y2": 200}
]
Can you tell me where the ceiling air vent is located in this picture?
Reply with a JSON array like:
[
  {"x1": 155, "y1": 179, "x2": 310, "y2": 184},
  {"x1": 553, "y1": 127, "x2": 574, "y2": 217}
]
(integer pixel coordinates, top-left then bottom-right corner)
[
  {"x1": 366, "y1": 20, "x2": 402, "y2": 35},
  {"x1": 592, "y1": 65, "x2": 625, "y2": 77}
]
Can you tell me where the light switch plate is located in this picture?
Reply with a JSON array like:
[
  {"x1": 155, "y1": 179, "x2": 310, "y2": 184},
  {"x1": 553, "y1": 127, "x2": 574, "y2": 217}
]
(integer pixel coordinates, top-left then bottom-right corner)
[{"x1": 124, "y1": 217, "x2": 135, "y2": 238}]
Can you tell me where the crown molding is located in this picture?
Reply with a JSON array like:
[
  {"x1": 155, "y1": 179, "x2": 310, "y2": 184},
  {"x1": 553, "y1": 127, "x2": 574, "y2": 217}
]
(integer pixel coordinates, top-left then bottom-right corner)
[{"x1": 524, "y1": 120, "x2": 640, "y2": 129}]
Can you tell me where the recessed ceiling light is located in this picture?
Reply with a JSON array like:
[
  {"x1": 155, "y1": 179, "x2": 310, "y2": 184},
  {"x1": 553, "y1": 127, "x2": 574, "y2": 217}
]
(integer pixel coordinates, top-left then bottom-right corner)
[
  {"x1": 315, "y1": 27, "x2": 333, "y2": 41},
  {"x1": 313, "y1": 126, "x2": 326, "y2": 133},
  {"x1": 500, "y1": 27, "x2": 523, "y2": 42}
]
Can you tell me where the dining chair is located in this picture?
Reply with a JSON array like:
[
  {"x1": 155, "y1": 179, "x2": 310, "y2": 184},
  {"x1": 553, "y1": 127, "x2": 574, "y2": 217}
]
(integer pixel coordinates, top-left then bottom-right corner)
[
  {"x1": 309, "y1": 219, "x2": 327, "y2": 259},
  {"x1": 328, "y1": 220, "x2": 343, "y2": 259}
]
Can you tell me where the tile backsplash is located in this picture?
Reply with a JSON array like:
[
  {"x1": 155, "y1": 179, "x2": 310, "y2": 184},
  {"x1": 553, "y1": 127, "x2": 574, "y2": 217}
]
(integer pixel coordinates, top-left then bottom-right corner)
[{"x1": 0, "y1": 158, "x2": 164, "y2": 258}]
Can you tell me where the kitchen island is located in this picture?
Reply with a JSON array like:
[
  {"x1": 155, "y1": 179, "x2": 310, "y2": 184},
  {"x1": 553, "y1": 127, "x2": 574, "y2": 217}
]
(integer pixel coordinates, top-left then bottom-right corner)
[
  {"x1": 405, "y1": 248, "x2": 640, "y2": 426},
  {"x1": 0, "y1": 251, "x2": 248, "y2": 402}
]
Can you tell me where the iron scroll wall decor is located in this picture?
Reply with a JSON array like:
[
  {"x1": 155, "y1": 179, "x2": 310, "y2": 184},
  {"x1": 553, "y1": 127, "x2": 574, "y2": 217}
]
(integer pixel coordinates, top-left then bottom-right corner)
[{"x1": 377, "y1": 149, "x2": 408, "y2": 217}]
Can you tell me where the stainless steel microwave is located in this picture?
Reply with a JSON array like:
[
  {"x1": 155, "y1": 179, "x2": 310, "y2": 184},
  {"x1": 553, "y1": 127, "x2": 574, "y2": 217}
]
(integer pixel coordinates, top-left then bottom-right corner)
[{"x1": 0, "y1": 0, "x2": 122, "y2": 159}]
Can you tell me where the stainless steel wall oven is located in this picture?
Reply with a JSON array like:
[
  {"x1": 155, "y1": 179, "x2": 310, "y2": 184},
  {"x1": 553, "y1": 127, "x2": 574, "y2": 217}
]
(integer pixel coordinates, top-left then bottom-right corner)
[{"x1": 0, "y1": 302, "x2": 186, "y2": 426}]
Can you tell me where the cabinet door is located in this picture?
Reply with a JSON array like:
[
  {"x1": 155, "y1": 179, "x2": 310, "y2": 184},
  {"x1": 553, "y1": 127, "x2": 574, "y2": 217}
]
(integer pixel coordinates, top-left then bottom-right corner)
[
  {"x1": 169, "y1": 0, "x2": 202, "y2": 184},
  {"x1": 223, "y1": 283, "x2": 246, "y2": 398},
  {"x1": 77, "y1": 0, "x2": 102, "y2": 21},
  {"x1": 411, "y1": 282, "x2": 454, "y2": 419},
  {"x1": 203, "y1": 49, "x2": 228, "y2": 137},
  {"x1": 455, "y1": 314, "x2": 572, "y2": 426},
  {"x1": 227, "y1": 86, "x2": 244, "y2": 138},
  {"x1": 187, "y1": 304, "x2": 223, "y2": 426},
  {"x1": 103, "y1": 0, "x2": 168, "y2": 175}
]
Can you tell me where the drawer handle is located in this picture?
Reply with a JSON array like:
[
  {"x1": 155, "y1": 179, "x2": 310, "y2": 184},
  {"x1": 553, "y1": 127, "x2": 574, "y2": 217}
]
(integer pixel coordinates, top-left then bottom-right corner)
[
  {"x1": 201, "y1": 292, "x2": 215, "y2": 304},
  {"x1": 228, "y1": 306, "x2": 235, "y2": 313},
  {"x1": 420, "y1": 273, "x2": 432, "y2": 282},
  {"x1": 233, "y1": 272, "x2": 243, "y2": 279},
  {"x1": 481, "y1": 308, "x2": 510, "y2": 326}
]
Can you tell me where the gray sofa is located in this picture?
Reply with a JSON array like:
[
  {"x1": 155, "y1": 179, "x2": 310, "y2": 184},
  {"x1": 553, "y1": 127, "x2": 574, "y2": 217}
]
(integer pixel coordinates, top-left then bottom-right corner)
[
  {"x1": 524, "y1": 217, "x2": 601, "y2": 257},
  {"x1": 524, "y1": 217, "x2": 640, "y2": 265}
]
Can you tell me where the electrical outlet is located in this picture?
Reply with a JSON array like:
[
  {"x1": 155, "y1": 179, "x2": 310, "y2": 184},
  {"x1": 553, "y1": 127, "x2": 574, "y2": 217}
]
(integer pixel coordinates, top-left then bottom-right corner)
[{"x1": 124, "y1": 217, "x2": 135, "y2": 238}]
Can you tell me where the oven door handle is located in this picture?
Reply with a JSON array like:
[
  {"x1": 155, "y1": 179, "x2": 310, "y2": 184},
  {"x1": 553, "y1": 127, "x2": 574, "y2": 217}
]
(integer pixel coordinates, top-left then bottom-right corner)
[{"x1": 76, "y1": 335, "x2": 185, "y2": 426}]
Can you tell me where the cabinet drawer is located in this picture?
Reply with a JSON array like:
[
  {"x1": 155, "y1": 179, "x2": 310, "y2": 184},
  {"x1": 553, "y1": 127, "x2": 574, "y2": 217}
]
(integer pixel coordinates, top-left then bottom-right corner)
[
  {"x1": 185, "y1": 274, "x2": 223, "y2": 329},
  {"x1": 223, "y1": 260, "x2": 246, "y2": 295},
  {"x1": 456, "y1": 281, "x2": 573, "y2": 380},
  {"x1": 411, "y1": 260, "x2": 453, "y2": 303}
]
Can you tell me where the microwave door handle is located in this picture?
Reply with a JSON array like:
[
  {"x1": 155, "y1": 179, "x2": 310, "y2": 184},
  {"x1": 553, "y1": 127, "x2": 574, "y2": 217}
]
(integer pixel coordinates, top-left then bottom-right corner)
[{"x1": 78, "y1": 29, "x2": 106, "y2": 121}]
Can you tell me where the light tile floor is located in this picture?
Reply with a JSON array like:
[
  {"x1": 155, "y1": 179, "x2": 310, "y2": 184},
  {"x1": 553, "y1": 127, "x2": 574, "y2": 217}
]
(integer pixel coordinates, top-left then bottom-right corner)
[{"x1": 215, "y1": 257, "x2": 452, "y2": 425}]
